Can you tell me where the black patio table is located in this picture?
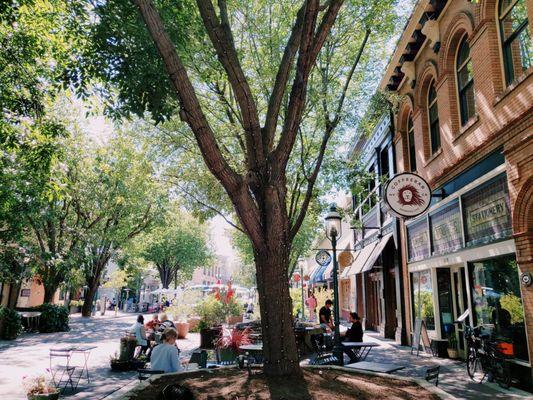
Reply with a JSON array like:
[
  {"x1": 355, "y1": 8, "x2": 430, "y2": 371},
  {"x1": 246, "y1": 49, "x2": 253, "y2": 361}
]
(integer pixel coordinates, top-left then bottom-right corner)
[{"x1": 341, "y1": 342, "x2": 380, "y2": 362}]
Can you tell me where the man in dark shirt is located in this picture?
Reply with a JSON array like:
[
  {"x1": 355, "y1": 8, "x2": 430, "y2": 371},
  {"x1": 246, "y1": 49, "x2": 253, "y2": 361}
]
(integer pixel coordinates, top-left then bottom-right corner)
[
  {"x1": 342, "y1": 312, "x2": 364, "y2": 362},
  {"x1": 319, "y1": 300, "x2": 334, "y2": 330}
]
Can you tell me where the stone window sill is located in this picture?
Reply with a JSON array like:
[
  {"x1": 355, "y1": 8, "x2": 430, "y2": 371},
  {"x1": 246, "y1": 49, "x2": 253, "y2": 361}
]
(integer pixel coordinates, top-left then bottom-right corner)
[
  {"x1": 453, "y1": 114, "x2": 479, "y2": 142},
  {"x1": 494, "y1": 68, "x2": 533, "y2": 106},
  {"x1": 423, "y1": 147, "x2": 442, "y2": 168}
]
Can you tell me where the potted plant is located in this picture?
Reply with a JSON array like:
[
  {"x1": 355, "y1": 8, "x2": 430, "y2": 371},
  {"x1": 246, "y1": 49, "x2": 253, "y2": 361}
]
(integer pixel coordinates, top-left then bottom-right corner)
[
  {"x1": 195, "y1": 296, "x2": 226, "y2": 349},
  {"x1": 22, "y1": 375, "x2": 59, "y2": 400},
  {"x1": 215, "y1": 327, "x2": 251, "y2": 363},
  {"x1": 69, "y1": 300, "x2": 79, "y2": 314},
  {"x1": 165, "y1": 302, "x2": 190, "y2": 339},
  {"x1": 109, "y1": 352, "x2": 131, "y2": 372},
  {"x1": 447, "y1": 334, "x2": 459, "y2": 359}
]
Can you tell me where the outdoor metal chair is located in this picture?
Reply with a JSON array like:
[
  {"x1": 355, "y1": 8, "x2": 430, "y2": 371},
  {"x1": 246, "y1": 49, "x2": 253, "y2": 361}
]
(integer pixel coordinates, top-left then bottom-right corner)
[
  {"x1": 49, "y1": 349, "x2": 78, "y2": 391},
  {"x1": 309, "y1": 333, "x2": 339, "y2": 365},
  {"x1": 137, "y1": 368, "x2": 165, "y2": 381},
  {"x1": 425, "y1": 365, "x2": 440, "y2": 386}
]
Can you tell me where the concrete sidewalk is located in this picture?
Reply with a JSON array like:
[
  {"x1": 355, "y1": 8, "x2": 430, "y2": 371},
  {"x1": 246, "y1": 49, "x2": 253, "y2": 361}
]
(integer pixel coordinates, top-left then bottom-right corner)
[
  {"x1": 0, "y1": 313, "x2": 200, "y2": 400},
  {"x1": 361, "y1": 332, "x2": 531, "y2": 400}
]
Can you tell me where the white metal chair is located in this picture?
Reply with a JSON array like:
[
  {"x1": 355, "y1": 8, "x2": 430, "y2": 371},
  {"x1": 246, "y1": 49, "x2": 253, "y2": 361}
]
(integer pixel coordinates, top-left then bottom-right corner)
[{"x1": 49, "y1": 349, "x2": 77, "y2": 391}]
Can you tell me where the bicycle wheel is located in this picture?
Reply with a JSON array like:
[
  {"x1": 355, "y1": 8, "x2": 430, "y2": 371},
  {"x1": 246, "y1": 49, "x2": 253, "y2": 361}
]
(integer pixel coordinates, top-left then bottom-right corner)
[{"x1": 467, "y1": 349, "x2": 483, "y2": 382}]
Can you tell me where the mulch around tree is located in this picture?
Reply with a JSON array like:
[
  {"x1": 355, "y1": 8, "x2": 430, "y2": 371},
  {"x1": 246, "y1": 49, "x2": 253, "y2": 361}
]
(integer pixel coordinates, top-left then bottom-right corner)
[{"x1": 124, "y1": 367, "x2": 441, "y2": 400}]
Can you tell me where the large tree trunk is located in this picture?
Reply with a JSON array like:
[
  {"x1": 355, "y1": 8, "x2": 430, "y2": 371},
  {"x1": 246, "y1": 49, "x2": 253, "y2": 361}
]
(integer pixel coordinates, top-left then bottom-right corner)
[
  {"x1": 43, "y1": 282, "x2": 59, "y2": 304},
  {"x1": 7, "y1": 282, "x2": 21, "y2": 309},
  {"x1": 252, "y1": 187, "x2": 301, "y2": 377},
  {"x1": 255, "y1": 248, "x2": 300, "y2": 376},
  {"x1": 81, "y1": 283, "x2": 98, "y2": 317}
]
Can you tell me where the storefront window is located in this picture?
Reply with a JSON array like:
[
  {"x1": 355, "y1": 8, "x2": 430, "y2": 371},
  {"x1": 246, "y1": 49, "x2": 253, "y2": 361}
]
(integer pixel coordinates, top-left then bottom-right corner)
[
  {"x1": 411, "y1": 270, "x2": 435, "y2": 331},
  {"x1": 469, "y1": 255, "x2": 528, "y2": 361}
]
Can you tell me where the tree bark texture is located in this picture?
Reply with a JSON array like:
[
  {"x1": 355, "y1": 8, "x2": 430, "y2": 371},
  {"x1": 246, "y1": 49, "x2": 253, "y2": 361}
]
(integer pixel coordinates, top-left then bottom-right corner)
[{"x1": 43, "y1": 283, "x2": 59, "y2": 304}]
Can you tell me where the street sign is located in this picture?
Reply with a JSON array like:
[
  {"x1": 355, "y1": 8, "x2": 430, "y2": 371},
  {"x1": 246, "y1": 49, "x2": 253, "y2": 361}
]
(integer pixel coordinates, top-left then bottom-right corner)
[
  {"x1": 315, "y1": 250, "x2": 332, "y2": 266},
  {"x1": 384, "y1": 172, "x2": 432, "y2": 218},
  {"x1": 338, "y1": 251, "x2": 354, "y2": 268}
]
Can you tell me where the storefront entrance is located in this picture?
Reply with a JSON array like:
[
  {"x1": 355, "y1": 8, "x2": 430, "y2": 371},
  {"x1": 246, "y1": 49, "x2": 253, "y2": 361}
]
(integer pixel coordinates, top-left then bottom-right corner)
[{"x1": 436, "y1": 265, "x2": 468, "y2": 356}]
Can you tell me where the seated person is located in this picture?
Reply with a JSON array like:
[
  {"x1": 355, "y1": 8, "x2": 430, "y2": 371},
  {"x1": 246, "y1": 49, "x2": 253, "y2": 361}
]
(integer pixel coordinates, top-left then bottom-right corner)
[
  {"x1": 130, "y1": 315, "x2": 149, "y2": 354},
  {"x1": 145, "y1": 314, "x2": 160, "y2": 331},
  {"x1": 343, "y1": 312, "x2": 363, "y2": 342},
  {"x1": 319, "y1": 300, "x2": 334, "y2": 331},
  {"x1": 158, "y1": 313, "x2": 176, "y2": 331},
  {"x1": 150, "y1": 328, "x2": 184, "y2": 373},
  {"x1": 342, "y1": 312, "x2": 364, "y2": 362}
]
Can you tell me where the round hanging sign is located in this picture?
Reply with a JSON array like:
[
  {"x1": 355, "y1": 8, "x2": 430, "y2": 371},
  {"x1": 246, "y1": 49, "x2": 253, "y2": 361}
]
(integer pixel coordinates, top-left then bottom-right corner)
[
  {"x1": 521, "y1": 272, "x2": 532, "y2": 287},
  {"x1": 315, "y1": 250, "x2": 332, "y2": 267},
  {"x1": 338, "y1": 251, "x2": 354, "y2": 268},
  {"x1": 384, "y1": 173, "x2": 432, "y2": 218}
]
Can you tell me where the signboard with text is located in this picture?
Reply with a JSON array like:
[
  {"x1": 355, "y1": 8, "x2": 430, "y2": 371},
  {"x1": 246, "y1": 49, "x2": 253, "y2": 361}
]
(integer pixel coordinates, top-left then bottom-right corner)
[
  {"x1": 407, "y1": 219, "x2": 430, "y2": 262},
  {"x1": 463, "y1": 174, "x2": 512, "y2": 246},
  {"x1": 430, "y1": 200, "x2": 462, "y2": 255}
]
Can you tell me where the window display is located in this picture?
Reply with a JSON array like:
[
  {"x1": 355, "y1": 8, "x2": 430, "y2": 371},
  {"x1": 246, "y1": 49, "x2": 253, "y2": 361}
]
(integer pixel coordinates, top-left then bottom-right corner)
[{"x1": 469, "y1": 255, "x2": 528, "y2": 361}]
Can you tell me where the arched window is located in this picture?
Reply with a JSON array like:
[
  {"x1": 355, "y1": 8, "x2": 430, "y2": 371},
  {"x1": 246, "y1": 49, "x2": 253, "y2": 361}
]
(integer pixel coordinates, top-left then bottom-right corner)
[
  {"x1": 427, "y1": 81, "x2": 441, "y2": 154},
  {"x1": 456, "y1": 36, "x2": 475, "y2": 126},
  {"x1": 499, "y1": 0, "x2": 532, "y2": 86},
  {"x1": 407, "y1": 115, "x2": 416, "y2": 171}
]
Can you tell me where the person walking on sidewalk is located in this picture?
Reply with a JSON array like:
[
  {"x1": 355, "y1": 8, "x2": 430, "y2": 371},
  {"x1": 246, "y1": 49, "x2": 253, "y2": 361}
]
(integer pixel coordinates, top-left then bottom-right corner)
[{"x1": 306, "y1": 292, "x2": 317, "y2": 322}]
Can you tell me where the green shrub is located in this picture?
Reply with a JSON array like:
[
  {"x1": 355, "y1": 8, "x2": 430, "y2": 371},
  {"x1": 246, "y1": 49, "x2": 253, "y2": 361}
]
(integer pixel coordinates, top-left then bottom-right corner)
[
  {"x1": 35, "y1": 303, "x2": 70, "y2": 333},
  {"x1": 0, "y1": 306, "x2": 23, "y2": 340}
]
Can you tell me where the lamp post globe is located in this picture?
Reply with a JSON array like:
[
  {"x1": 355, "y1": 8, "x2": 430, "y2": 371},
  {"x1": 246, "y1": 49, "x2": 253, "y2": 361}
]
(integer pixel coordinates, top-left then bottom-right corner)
[{"x1": 324, "y1": 203, "x2": 343, "y2": 365}]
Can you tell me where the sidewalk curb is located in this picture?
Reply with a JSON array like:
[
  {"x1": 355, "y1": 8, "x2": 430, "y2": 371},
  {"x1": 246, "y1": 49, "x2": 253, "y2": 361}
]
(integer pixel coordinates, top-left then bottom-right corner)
[{"x1": 303, "y1": 365, "x2": 456, "y2": 399}]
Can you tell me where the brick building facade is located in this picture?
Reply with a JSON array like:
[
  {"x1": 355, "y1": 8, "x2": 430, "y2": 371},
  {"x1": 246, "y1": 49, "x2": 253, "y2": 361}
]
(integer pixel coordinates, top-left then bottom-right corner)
[{"x1": 380, "y1": 0, "x2": 532, "y2": 385}]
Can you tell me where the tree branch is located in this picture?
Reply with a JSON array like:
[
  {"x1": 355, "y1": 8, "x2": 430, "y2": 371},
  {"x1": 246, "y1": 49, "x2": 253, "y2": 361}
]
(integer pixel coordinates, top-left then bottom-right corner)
[
  {"x1": 196, "y1": 0, "x2": 264, "y2": 169},
  {"x1": 174, "y1": 182, "x2": 246, "y2": 234},
  {"x1": 263, "y1": 4, "x2": 306, "y2": 150},
  {"x1": 289, "y1": 25, "x2": 369, "y2": 240},
  {"x1": 272, "y1": 0, "x2": 343, "y2": 178},
  {"x1": 133, "y1": 0, "x2": 241, "y2": 195}
]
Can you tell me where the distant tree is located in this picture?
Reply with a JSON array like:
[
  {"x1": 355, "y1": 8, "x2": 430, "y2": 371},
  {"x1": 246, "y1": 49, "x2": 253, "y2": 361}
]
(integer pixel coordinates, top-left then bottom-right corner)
[{"x1": 132, "y1": 208, "x2": 210, "y2": 289}]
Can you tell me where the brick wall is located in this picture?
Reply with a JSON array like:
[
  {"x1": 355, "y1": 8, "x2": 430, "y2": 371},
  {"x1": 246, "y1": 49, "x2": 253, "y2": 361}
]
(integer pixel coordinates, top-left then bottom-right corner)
[{"x1": 390, "y1": 0, "x2": 533, "y2": 368}]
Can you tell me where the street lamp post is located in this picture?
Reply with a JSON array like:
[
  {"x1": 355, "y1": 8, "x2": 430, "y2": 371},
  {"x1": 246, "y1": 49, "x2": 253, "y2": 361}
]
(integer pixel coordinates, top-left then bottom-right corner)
[
  {"x1": 298, "y1": 258, "x2": 305, "y2": 320},
  {"x1": 325, "y1": 204, "x2": 343, "y2": 366}
]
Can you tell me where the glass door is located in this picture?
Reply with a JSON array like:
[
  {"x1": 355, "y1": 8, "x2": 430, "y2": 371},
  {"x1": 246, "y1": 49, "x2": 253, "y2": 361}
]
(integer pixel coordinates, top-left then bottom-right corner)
[{"x1": 452, "y1": 266, "x2": 467, "y2": 355}]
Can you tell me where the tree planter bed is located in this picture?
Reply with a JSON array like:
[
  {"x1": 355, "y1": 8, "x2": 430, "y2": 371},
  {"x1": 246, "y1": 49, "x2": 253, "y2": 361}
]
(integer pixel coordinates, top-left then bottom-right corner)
[{"x1": 121, "y1": 367, "x2": 441, "y2": 400}]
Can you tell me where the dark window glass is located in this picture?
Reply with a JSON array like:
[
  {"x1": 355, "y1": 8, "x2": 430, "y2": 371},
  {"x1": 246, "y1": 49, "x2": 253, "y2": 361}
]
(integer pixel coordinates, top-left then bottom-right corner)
[
  {"x1": 499, "y1": 0, "x2": 532, "y2": 85},
  {"x1": 456, "y1": 37, "x2": 476, "y2": 125},
  {"x1": 408, "y1": 116, "x2": 417, "y2": 171},
  {"x1": 469, "y1": 255, "x2": 528, "y2": 361},
  {"x1": 428, "y1": 82, "x2": 441, "y2": 154}
]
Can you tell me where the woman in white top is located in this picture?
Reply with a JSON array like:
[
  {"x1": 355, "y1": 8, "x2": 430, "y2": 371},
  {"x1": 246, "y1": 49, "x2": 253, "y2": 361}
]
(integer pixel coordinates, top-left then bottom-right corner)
[
  {"x1": 130, "y1": 315, "x2": 149, "y2": 353},
  {"x1": 150, "y1": 328, "x2": 184, "y2": 373}
]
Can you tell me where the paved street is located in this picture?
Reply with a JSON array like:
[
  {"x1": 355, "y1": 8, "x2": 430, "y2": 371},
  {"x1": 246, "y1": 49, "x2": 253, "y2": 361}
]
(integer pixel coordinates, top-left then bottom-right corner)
[{"x1": 0, "y1": 313, "x2": 200, "y2": 400}]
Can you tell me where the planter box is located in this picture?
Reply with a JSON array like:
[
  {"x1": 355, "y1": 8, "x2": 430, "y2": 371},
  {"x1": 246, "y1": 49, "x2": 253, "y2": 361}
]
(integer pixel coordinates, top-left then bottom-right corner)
[
  {"x1": 176, "y1": 322, "x2": 189, "y2": 339},
  {"x1": 227, "y1": 315, "x2": 243, "y2": 326},
  {"x1": 216, "y1": 347, "x2": 237, "y2": 364},
  {"x1": 27, "y1": 393, "x2": 60, "y2": 400},
  {"x1": 110, "y1": 359, "x2": 132, "y2": 372},
  {"x1": 200, "y1": 326, "x2": 222, "y2": 349},
  {"x1": 447, "y1": 348, "x2": 459, "y2": 359},
  {"x1": 187, "y1": 317, "x2": 200, "y2": 331}
]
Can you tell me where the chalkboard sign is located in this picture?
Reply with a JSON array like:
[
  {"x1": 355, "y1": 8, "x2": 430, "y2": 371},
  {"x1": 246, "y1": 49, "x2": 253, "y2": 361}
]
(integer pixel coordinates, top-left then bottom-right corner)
[{"x1": 411, "y1": 318, "x2": 431, "y2": 356}]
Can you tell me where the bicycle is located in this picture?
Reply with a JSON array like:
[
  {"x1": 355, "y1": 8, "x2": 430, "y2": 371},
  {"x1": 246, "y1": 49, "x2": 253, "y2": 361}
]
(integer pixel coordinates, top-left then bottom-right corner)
[{"x1": 464, "y1": 324, "x2": 512, "y2": 389}]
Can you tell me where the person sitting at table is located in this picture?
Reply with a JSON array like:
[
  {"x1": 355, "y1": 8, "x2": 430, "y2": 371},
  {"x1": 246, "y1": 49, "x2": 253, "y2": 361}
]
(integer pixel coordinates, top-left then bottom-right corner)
[
  {"x1": 342, "y1": 312, "x2": 364, "y2": 362},
  {"x1": 150, "y1": 328, "x2": 184, "y2": 373},
  {"x1": 145, "y1": 314, "x2": 160, "y2": 331},
  {"x1": 158, "y1": 313, "x2": 175, "y2": 331},
  {"x1": 130, "y1": 315, "x2": 149, "y2": 354},
  {"x1": 319, "y1": 300, "x2": 334, "y2": 330},
  {"x1": 343, "y1": 312, "x2": 363, "y2": 342}
]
